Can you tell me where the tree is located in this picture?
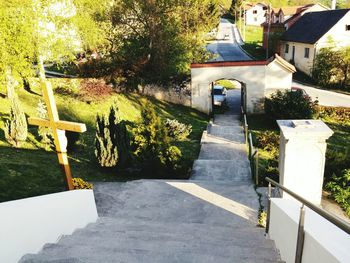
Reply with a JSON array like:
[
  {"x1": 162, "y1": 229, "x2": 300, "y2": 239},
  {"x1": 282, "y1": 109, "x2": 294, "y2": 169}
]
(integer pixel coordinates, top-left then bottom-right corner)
[
  {"x1": 4, "y1": 94, "x2": 28, "y2": 147},
  {"x1": 313, "y1": 45, "x2": 350, "y2": 89},
  {"x1": 0, "y1": 1, "x2": 36, "y2": 95},
  {"x1": 109, "y1": 0, "x2": 220, "y2": 82}
]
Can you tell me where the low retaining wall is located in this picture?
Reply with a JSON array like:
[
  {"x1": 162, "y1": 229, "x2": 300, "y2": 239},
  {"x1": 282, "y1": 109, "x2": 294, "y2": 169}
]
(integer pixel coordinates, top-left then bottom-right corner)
[
  {"x1": 138, "y1": 83, "x2": 191, "y2": 107},
  {"x1": 269, "y1": 198, "x2": 350, "y2": 263},
  {"x1": 0, "y1": 190, "x2": 98, "y2": 263}
]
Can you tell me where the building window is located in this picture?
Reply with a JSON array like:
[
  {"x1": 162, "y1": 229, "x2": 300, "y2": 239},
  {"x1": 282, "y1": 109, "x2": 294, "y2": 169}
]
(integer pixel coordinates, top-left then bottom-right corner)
[
  {"x1": 254, "y1": 17, "x2": 257, "y2": 22},
  {"x1": 346, "y1": 25, "x2": 350, "y2": 31},
  {"x1": 304, "y1": 48, "x2": 310, "y2": 58},
  {"x1": 285, "y1": 44, "x2": 289, "y2": 53},
  {"x1": 253, "y1": 10, "x2": 257, "y2": 14}
]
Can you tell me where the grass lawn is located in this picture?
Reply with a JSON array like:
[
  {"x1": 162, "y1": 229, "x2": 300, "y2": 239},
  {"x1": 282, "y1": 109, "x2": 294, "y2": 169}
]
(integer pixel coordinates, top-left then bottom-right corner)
[
  {"x1": 0, "y1": 79, "x2": 208, "y2": 202},
  {"x1": 236, "y1": 22, "x2": 266, "y2": 60},
  {"x1": 215, "y1": 79, "x2": 238, "y2": 89}
]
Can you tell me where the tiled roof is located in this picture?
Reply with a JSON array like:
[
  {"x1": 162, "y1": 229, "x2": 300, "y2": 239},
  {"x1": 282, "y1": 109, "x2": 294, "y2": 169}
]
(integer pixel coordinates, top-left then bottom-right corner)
[{"x1": 281, "y1": 9, "x2": 349, "y2": 44}]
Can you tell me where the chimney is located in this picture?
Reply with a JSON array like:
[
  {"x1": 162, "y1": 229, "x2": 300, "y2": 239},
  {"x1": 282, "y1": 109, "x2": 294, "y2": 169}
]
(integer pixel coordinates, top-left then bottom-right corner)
[{"x1": 331, "y1": 0, "x2": 336, "y2": 9}]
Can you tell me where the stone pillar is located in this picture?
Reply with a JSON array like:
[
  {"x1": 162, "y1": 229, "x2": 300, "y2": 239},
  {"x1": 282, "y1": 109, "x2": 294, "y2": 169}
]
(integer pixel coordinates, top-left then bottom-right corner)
[{"x1": 277, "y1": 120, "x2": 333, "y2": 205}]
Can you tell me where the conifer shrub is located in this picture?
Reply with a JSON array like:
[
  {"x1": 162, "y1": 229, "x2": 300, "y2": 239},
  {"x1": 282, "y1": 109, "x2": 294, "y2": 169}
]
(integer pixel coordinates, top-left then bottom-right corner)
[
  {"x1": 95, "y1": 103, "x2": 131, "y2": 168},
  {"x1": 165, "y1": 118, "x2": 192, "y2": 140},
  {"x1": 133, "y1": 101, "x2": 182, "y2": 172},
  {"x1": 264, "y1": 90, "x2": 318, "y2": 120},
  {"x1": 4, "y1": 94, "x2": 28, "y2": 147}
]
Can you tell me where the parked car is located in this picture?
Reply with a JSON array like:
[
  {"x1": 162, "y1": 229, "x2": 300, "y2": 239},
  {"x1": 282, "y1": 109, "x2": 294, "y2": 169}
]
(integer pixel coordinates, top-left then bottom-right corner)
[
  {"x1": 291, "y1": 87, "x2": 310, "y2": 100},
  {"x1": 213, "y1": 85, "x2": 227, "y2": 106}
]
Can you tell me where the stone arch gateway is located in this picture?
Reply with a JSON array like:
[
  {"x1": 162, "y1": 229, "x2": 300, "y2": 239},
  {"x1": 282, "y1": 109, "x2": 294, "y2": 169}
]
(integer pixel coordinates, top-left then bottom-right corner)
[{"x1": 190, "y1": 54, "x2": 296, "y2": 114}]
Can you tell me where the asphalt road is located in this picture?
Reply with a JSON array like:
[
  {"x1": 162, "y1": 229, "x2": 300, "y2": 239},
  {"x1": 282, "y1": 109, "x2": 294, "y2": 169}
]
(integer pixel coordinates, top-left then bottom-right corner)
[
  {"x1": 292, "y1": 81, "x2": 350, "y2": 108},
  {"x1": 207, "y1": 19, "x2": 252, "y2": 62}
]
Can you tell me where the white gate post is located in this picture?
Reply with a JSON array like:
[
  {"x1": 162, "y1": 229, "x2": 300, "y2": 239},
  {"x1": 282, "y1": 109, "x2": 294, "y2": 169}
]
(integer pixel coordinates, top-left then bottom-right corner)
[{"x1": 277, "y1": 120, "x2": 333, "y2": 205}]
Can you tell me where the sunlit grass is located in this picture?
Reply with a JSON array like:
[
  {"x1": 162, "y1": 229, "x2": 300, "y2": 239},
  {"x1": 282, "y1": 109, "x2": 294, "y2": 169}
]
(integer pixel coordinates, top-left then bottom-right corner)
[{"x1": 0, "y1": 78, "x2": 208, "y2": 202}]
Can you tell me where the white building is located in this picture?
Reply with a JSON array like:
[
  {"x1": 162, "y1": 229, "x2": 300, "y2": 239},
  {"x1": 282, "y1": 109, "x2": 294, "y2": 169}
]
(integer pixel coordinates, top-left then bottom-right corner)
[
  {"x1": 245, "y1": 3, "x2": 268, "y2": 26},
  {"x1": 280, "y1": 9, "x2": 350, "y2": 76}
]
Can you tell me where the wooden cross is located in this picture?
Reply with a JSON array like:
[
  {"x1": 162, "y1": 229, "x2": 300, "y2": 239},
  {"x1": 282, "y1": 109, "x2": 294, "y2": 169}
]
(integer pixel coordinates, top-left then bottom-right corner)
[{"x1": 28, "y1": 81, "x2": 87, "y2": 190}]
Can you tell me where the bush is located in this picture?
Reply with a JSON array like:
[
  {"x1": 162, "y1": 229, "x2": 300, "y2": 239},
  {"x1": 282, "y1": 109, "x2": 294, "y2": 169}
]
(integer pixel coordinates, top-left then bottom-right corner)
[
  {"x1": 265, "y1": 90, "x2": 318, "y2": 120},
  {"x1": 256, "y1": 131, "x2": 279, "y2": 152},
  {"x1": 133, "y1": 101, "x2": 182, "y2": 172},
  {"x1": 95, "y1": 103, "x2": 131, "y2": 168},
  {"x1": 72, "y1": 178, "x2": 93, "y2": 189},
  {"x1": 4, "y1": 94, "x2": 28, "y2": 147},
  {"x1": 165, "y1": 118, "x2": 192, "y2": 140},
  {"x1": 326, "y1": 169, "x2": 350, "y2": 217},
  {"x1": 317, "y1": 106, "x2": 350, "y2": 123}
]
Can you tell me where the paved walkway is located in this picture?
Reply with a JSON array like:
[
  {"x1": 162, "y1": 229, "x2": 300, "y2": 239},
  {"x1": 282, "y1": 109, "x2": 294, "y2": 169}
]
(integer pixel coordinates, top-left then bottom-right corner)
[
  {"x1": 21, "y1": 90, "x2": 281, "y2": 263},
  {"x1": 207, "y1": 19, "x2": 252, "y2": 62}
]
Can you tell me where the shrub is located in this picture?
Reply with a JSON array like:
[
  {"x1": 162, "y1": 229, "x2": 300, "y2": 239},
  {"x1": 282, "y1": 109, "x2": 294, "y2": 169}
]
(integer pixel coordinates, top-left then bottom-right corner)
[
  {"x1": 317, "y1": 106, "x2": 350, "y2": 123},
  {"x1": 133, "y1": 101, "x2": 182, "y2": 172},
  {"x1": 65, "y1": 131, "x2": 80, "y2": 153},
  {"x1": 4, "y1": 94, "x2": 28, "y2": 147},
  {"x1": 72, "y1": 178, "x2": 93, "y2": 189},
  {"x1": 256, "y1": 131, "x2": 279, "y2": 152},
  {"x1": 265, "y1": 90, "x2": 318, "y2": 121},
  {"x1": 95, "y1": 103, "x2": 131, "y2": 168},
  {"x1": 326, "y1": 169, "x2": 350, "y2": 217},
  {"x1": 165, "y1": 118, "x2": 192, "y2": 140}
]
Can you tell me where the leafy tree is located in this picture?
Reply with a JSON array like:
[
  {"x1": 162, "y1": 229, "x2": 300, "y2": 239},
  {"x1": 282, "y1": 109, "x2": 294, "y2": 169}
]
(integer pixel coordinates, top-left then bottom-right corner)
[
  {"x1": 313, "y1": 45, "x2": 350, "y2": 89},
  {"x1": 4, "y1": 94, "x2": 28, "y2": 147},
  {"x1": 109, "y1": 0, "x2": 220, "y2": 82},
  {"x1": 0, "y1": 1, "x2": 36, "y2": 94}
]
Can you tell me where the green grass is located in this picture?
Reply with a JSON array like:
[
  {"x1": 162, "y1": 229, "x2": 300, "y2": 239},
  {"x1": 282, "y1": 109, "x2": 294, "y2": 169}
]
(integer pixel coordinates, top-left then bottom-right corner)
[
  {"x1": 215, "y1": 79, "x2": 238, "y2": 89},
  {"x1": 0, "y1": 79, "x2": 208, "y2": 202},
  {"x1": 236, "y1": 21, "x2": 266, "y2": 60}
]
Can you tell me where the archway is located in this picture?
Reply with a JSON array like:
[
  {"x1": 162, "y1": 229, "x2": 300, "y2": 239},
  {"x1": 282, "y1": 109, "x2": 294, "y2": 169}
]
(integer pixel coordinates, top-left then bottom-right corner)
[
  {"x1": 210, "y1": 79, "x2": 245, "y2": 116},
  {"x1": 190, "y1": 55, "x2": 296, "y2": 115}
]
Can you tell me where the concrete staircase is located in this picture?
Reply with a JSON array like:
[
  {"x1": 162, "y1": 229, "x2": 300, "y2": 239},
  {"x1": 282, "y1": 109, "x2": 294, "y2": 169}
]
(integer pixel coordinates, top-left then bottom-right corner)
[{"x1": 21, "y1": 90, "x2": 281, "y2": 263}]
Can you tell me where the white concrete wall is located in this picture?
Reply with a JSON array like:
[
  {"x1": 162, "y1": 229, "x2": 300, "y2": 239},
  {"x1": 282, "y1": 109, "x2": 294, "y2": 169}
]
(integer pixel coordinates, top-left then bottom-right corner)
[
  {"x1": 281, "y1": 42, "x2": 315, "y2": 75},
  {"x1": 191, "y1": 65, "x2": 267, "y2": 114},
  {"x1": 0, "y1": 190, "x2": 98, "y2": 263},
  {"x1": 269, "y1": 198, "x2": 350, "y2": 263},
  {"x1": 265, "y1": 59, "x2": 293, "y2": 97},
  {"x1": 246, "y1": 4, "x2": 267, "y2": 26}
]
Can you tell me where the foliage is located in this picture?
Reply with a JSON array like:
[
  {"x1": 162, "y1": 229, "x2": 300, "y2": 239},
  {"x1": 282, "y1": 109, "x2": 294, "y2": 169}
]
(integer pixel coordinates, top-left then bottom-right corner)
[
  {"x1": 36, "y1": 100, "x2": 54, "y2": 150},
  {"x1": 256, "y1": 131, "x2": 279, "y2": 152},
  {"x1": 107, "y1": 0, "x2": 220, "y2": 82},
  {"x1": 95, "y1": 103, "x2": 131, "y2": 168},
  {"x1": 4, "y1": 94, "x2": 28, "y2": 147},
  {"x1": 72, "y1": 177, "x2": 93, "y2": 189},
  {"x1": 133, "y1": 101, "x2": 182, "y2": 172},
  {"x1": 78, "y1": 79, "x2": 115, "y2": 103},
  {"x1": 257, "y1": 211, "x2": 267, "y2": 228},
  {"x1": 326, "y1": 169, "x2": 350, "y2": 217},
  {"x1": 317, "y1": 106, "x2": 350, "y2": 124},
  {"x1": 0, "y1": 0, "x2": 36, "y2": 88},
  {"x1": 165, "y1": 118, "x2": 192, "y2": 141},
  {"x1": 265, "y1": 90, "x2": 318, "y2": 120},
  {"x1": 313, "y1": 45, "x2": 350, "y2": 89}
]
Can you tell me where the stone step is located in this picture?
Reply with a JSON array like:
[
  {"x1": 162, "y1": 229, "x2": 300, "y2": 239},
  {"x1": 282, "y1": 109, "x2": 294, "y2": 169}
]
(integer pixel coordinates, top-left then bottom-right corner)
[
  {"x1": 201, "y1": 130, "x2": 243, "y2": 144},
  {"x1": 208, "y1": 125, "x2": 245, "y2": 143},
  {"x1": 198, "y1": 143, "x2": 248, "y2": 160},
  {"x1": 213, "y1": 114, "x2": 241, "y2": 126},
  {"x1": 191, "y1": 159, "x2": 251, "y2": 182},
  {"x1": 21, "y1": 248, "x2": 281, "y2": 263}
]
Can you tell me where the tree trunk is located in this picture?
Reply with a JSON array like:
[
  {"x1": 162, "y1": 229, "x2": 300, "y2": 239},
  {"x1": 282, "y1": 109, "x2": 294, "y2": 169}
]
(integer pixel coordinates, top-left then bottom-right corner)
[
  {"x1": 5, "y1": 68, "x2": 16, "y2": 99},
  {"x1": 38, "y1": 55, "x2": 46, "y2": 82}
]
